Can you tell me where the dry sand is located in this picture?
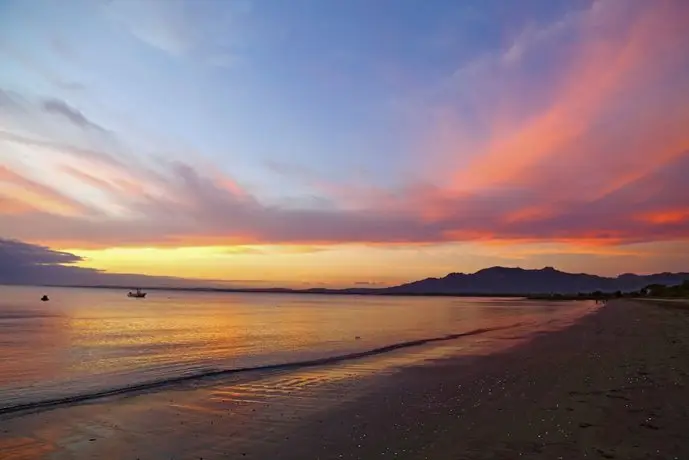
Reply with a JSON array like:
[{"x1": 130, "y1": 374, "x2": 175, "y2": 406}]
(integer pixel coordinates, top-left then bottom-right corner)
[
  {"x1": 2, "y1": 299, "x2": 688, "y2": 459},
  {"x1": 263, "y1": 299, "x2": 689, "y2": 460}
]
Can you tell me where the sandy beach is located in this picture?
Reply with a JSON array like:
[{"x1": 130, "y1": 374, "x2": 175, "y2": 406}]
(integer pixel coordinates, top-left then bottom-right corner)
[
  {"x1": 2, "y1": 299, "x2": 689, "y2": 459},
  {"x1": 254, "y1": 299, "x2": 689, "y2": 460}
]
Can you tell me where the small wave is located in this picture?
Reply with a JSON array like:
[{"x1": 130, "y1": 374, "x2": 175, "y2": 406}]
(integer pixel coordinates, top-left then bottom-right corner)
[{"x1": 0, "y1": 324, "x2": 519, "y2": 416}]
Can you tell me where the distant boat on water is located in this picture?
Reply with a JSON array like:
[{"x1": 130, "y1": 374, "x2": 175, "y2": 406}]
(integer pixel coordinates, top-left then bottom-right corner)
[
  {"x1": 40, "y1": 295, "x2": 49, "y2": 302},
  {"x1": 127, "y1": 288, "x2": 147, "y2": 298}
]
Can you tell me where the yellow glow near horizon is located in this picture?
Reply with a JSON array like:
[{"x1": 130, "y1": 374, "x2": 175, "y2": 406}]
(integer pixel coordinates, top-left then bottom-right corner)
[
  {"x1": 66, "y1": 244, "x2": 417, "y2": 287},
  {"x1": 62, "y1": 240, "x2": 688, "y2": 288},
  {"x1": 67, "y1": 242, "x2": 516, "y2": 287}
]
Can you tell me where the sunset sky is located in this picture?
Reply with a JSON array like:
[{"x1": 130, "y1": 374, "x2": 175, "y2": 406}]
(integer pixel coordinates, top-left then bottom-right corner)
[{"x1": 1, "y1": 0, "x2": 688, "y2": 288}]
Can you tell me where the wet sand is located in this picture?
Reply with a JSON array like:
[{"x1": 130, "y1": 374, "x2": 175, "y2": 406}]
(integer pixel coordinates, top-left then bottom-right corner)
[{"x1": 2, "y1": 299, "x2": 689, "y2": 459}]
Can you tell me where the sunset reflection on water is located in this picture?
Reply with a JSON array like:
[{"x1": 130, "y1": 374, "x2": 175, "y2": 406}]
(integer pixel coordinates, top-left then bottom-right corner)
[{"x1": 0, "y1": 286, "x2": 595, "y2": 410}]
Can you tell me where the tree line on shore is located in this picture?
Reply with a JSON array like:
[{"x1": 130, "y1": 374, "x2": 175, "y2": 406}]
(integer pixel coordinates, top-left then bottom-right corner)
[
  {"x1": 528, "y1": 280, "x2": 689, "y2": 300},
  {"x1": 642, "y1": 280, "x2": 689, "y2": 298}
]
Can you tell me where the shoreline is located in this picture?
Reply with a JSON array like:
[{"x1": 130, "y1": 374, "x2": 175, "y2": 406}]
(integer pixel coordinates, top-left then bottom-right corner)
[
  {"x1": 0, "y1": 324, "x2": 517, "y2": 416},
  {"x1": 2, "y1": 299, "x2": 688, "y2": 459}
]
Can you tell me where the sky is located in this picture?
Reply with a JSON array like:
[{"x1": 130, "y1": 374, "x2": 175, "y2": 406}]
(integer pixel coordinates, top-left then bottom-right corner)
[{"x1": 1, "y1": 0, "x2": 688, "y2": 288}]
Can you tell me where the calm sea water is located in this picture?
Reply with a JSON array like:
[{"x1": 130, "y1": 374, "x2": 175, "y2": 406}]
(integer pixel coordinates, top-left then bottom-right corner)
[{"x1": 0, "y1": 285, "x2": 595, "y2": 411}]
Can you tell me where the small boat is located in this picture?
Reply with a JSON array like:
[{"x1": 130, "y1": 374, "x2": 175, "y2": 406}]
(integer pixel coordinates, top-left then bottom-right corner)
[
  {"x1": 41, "y1": 295, "x2": 49, "y2": 302},
  {"x1": 127, "y1": 288, "x2": 147, "y2": 298}
]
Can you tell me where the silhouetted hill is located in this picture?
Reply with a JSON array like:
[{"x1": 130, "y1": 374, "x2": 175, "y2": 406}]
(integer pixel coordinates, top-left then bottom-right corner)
[
  {"x1": 380, "y1": 267, "x2": 689, "y2": 295},
  {"x1": 41, "y1": 268, "x2": 689, "y2": 297}
]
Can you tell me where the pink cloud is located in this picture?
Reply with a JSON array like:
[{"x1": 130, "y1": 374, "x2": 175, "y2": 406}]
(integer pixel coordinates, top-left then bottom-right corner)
[{"x1": 1, "y1": 0, "x2": 689, "y2": 250}]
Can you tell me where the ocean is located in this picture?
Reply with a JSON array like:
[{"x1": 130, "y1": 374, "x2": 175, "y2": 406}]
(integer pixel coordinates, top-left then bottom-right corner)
[{"x1": 0, "y1": 285, "x2": 596, "y2": 413}]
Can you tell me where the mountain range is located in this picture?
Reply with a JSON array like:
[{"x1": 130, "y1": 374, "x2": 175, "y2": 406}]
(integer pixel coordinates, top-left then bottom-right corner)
[
  {"x1": 372, "y1": 266, "x2": 689, "y2": 295},
  {"x1": 299, "y1": 267, "x2": 689, "y2": 296}
]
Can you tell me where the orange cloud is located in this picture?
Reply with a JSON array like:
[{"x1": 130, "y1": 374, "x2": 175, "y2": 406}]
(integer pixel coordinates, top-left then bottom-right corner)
[
  {"x1": 0, "y1": 166, "x2": 91, "y2": 216},
  {"x1": 637, "y1": 210, "x2": 689, "y2": 225},
  {"x1": 0, "y1": 196, "x2": 34, "y2": 214}
]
